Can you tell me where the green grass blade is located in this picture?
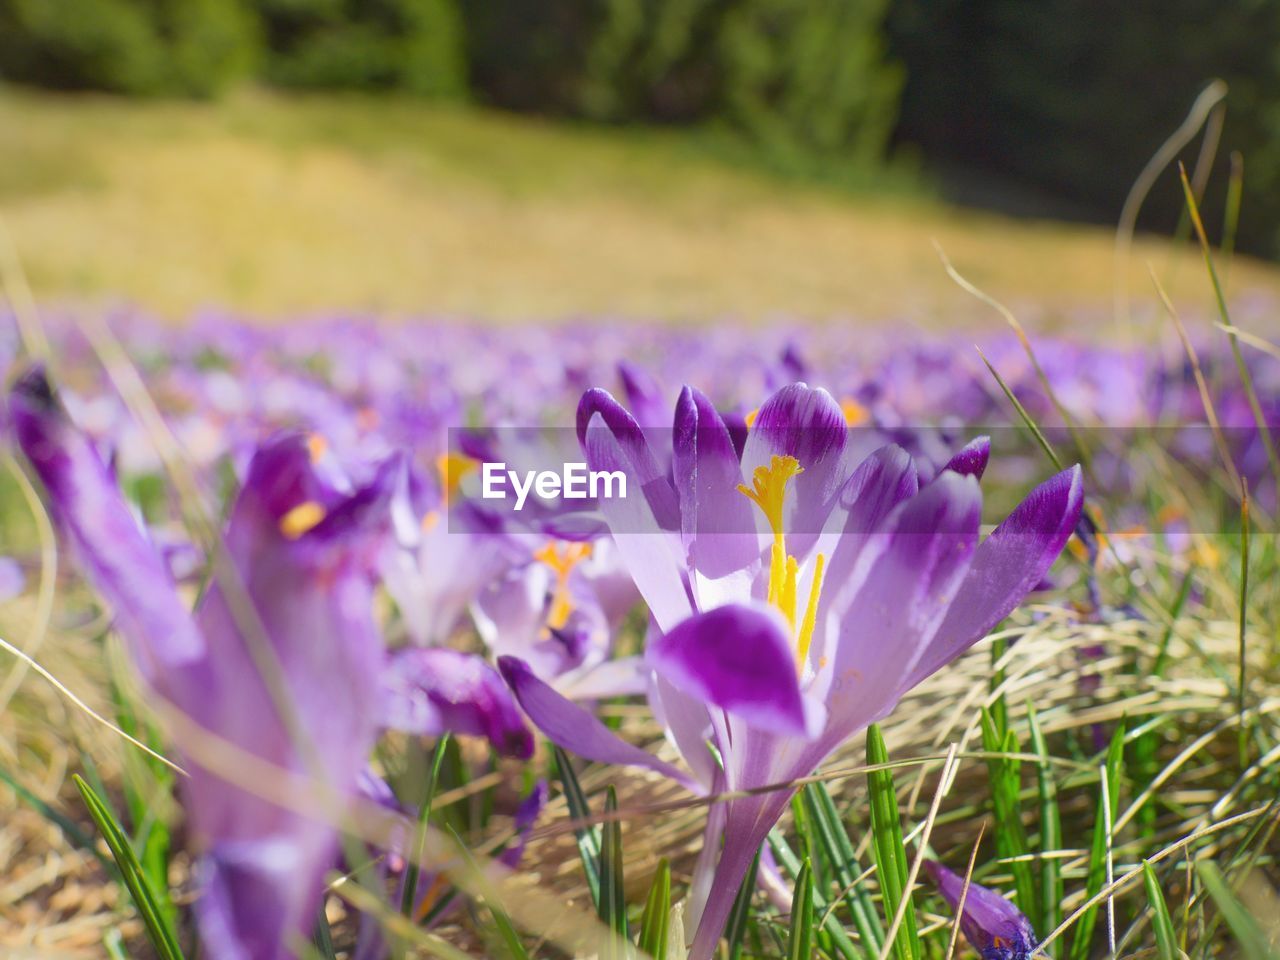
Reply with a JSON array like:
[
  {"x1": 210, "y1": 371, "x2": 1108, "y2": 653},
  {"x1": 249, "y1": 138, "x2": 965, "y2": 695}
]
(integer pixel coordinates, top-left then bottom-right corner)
[
  {"x1": 448, "y1": 826, "x2": 531, "y2": 960},
  {"x1": 787, "y1": 858, "x2": 815, "y2": 960},
  {"x1": 1221, "y1": 151, "x2": 1243, "y2": 285},
  {"x1": 975, "y1": 348, "x2": 1064, "y2": 471},
  {"x1": 1196, "y1": 862, "x2": 1279, "y2": 960},
  {"x1": 112, "y1": 680, "x2": 176, "y2": 931},
  {"x1": 980, "y1": 708, "x2": 1038, "y2": 931},
  {"x1": 312, "y1": 903, "x2": 338, "y2": 960},
  {"x1": 724, "y1": 847, "x2": 761, "y2": 960},
  {"x1": 553, "y1": 745, "x2": 602, "y2": 909},
  {"x1": 486, "y1": 894, "x2": 533, "y2": 960},
  {"x1": 638, "y1": 858, "x2": 671, "y2": 960},
  {"x1": 1068, "y1": 721, "x2": 1125, "y2": 960},
  {"x1": 866, "y1": 724, "x2": 920, "y2": 960},
  {"x1": 1027, "y1": 703, "x2": 1062, "y2": 937},
  {"x1": 103, "y1": 928, "x2": 130, "y2": 960},
  {"x1": 803, "y1": 782, "x2": 884, "y2": 949},
  {"x1": 768, "y1": 829, "x2": 862, "y2": 960},
  {"x1": 1237, "y1": 487, "x2": 1251, "y2": 769},
  {"x1": 73, "y1": 775, "x2": 184, "y2": 960},
  {"x1": 1178, "y1": 164, "x2": 1280, "y2": 504},
  {"x1": 598, "y1": 785, "x2": 629, "y2": 948},
  {"x1": 1142, "y1": 861, "x2": 1177, "y2": 960},
  {"x1": 402, "y1": 733, "x2": 451, "y2": 917}
]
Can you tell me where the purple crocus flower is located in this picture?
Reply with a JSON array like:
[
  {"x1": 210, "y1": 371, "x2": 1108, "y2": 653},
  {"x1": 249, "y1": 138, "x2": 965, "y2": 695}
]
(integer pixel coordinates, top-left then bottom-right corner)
[
  {"x1": 473, "y1": 537, "x2": 646, "y2": 699},
  {"x1": 925, "y1": 861, "x2": 1039, "y2": 960},
  {"x1": 8, "y1": 365, "x2": 526, "y2": 957},
  {"x1": 0, "y1": 556, "x2": 26, "y2": 603},
  {"x1": 382, "y1": 458, "x2": 519, "y2": 647},
  {"x1": 380, "y1": 647, "x2": 533, "y2": 759},
  {"x1": 502, "y1": 382, "x2": 1082, "y2": 959}
]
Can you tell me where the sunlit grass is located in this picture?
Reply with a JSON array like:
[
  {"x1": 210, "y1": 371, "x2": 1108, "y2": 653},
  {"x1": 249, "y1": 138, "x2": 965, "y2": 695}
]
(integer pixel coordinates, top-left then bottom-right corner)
[{"x1": 3, "y1": 89, "x2": 1279, "y2": 323}]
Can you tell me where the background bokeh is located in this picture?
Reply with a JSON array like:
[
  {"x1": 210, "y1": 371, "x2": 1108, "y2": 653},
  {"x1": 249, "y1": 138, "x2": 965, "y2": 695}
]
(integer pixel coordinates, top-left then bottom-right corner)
[{"x1": 3, "y1": 0, "x2": 1278, "y2": 255}]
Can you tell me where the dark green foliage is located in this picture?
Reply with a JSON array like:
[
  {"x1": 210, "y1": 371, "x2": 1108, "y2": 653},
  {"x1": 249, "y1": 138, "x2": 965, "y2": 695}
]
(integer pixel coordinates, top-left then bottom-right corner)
[
  {"x1": 0, "y1": 0, "x2": 259, "y2": 96},
  {"x1": 464, "y1": 0, "x2": 902, "y2": 164},
  {"x1": 886, "y1": 0, "x2": 1280, "y2": 255},
  {"x1": 713, "y1": 0, "x2": 902, "y2": 163},
  {"x1": 259, "y1": 0, "x2": 466, "y2": 97}
]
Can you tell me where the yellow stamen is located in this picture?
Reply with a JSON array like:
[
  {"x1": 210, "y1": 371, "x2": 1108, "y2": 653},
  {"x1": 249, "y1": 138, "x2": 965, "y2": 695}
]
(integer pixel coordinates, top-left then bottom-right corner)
[
  {"x1": 306, "y1": 432, "x2": 328, "y2": 463},
  {"x1": 796, "y1": 553, "x2": 826, "y2": 668},
  {"x1": 766, "y1": 538, "x2": 785, "y2": 607},
  {"x1": 737, "y1": 453, "x2": 828, "y2": 674},
  {"x1": 534, "y1": 541, "x2": 593, "y2": 630},
  {"x1": 737, "y1": 455, "x2": 804, "y2": 540},
  {"x1": 744, "y1": 408, "x2": 759, "y2": 428},
  {"x1": 780, "y1": 554, "x2": 799, "y2": 634},
  {"x1": 840, "y1": 397, "x2": 869, "y2": 426},
  {"x1": 436, "y1": 451, "x2": 477, "y2": 506},
  {"x1": 415, "y1": 874, "x2": 451, "y2": 921},
  {"x1": 279, "y1": 501, "x2": 326, "y2": 539}
]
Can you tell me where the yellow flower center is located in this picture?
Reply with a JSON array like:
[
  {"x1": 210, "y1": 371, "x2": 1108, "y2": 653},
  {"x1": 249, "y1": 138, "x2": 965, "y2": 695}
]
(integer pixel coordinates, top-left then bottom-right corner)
[
  {"x1": 436, "y1": 451, "x2": 477, "y2": 507},
  {"x1": 306, "y1": 432, "x2": 329, "y2": 463},
  {"x1": 840, "y1": 397, "x2": 869, "y2": 426},
  {"x1": 533, "y1": 541, "x2": 593, "y2": 630},
  {"x1": 279, "y1": 500, "x2": 326, "y2": 539},
  {"x1": 737, "y1": 454, "x2": 826, "y2": 671}
]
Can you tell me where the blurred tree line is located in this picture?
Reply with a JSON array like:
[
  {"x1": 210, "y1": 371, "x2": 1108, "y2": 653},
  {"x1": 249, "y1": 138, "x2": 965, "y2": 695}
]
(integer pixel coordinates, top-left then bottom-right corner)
[{"x1": 2, "y1": 0, "x2": 1277, "y2": 254}]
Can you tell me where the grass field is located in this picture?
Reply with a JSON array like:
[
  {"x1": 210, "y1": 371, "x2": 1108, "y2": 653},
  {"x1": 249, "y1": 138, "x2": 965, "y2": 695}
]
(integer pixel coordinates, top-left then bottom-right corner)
[
  {"x1": 5, "y1": 87, "x2": 1280, "y2": 960},
  {"x1": 3, "y1": 89, "x2": 1278, "y2": 324}
]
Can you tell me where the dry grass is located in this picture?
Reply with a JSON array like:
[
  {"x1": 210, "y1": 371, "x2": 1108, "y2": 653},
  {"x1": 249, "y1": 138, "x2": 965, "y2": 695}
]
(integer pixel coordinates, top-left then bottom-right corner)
[{"x1": 3, "y1": 89, "x2": 1279, "y2": 324}]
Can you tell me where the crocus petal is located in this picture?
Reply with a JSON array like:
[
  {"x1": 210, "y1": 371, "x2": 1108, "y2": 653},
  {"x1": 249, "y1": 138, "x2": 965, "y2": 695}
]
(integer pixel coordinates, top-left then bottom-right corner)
[
  {"x1": 649, "y1": 604, "x2": 819, "y2": 737},
  {"x1": 925, "y1": 861, "x2": 1039, "y2": 960},
  {"x1": 498, "y1": 656, "x2": 701, "y2": 792},
  {"x1": 498, "y1": 780, "x2": 549, "y2": 868},
  {"x1": 579, "y1": 389, "x2": 692, "y2": 631},
  {"x1": 197, "y1": 836, "x2": 339, "y2": 960},
  {"x1": 184, "y1": 437, "x2": 396, "y2": 957},
  {"x1": 741, "y1": 383, "x2": 851, "y2": 553},
  {"x1": 672, "y1": 386, "x2": 758, "y2": 605},
  {"x1": 820, "y1": 444, "x2": 919, "y2": 603},
  {"x1": 553, "y1": 655, "x2": 649, "y2": 700},
  {"x1": 381, "y1": 648, "x2": 533, "y2": 759},
  {"x1": 690, "y1": 790, "x2": 791, "y2": 960},
  {"x1": 941, "y1": 436, "x2": 990, "y2": 479},
  {"x1": 8, "y1": 365, "x2": 205, "y2": 682},
  {"x1": 648, "y1": 670, "x2": 719, "y2": 790},
  {"x1": 617, "y1": 361, "x2": 670, "y2": 430},
  {"x1": 822, "y1": 471, "x2": 982, "y2": 730},
  {"x1": 905, "y1": 465, "x2": 1083, "y2": 689}
]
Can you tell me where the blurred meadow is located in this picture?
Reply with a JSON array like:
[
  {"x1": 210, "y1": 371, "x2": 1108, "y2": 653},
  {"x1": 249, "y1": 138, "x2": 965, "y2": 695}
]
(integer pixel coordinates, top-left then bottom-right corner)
[
  {"x1": 3, "y1": 3, "x2": 1280, "y2": 960},
  {"x1": 0, "y1": 91, "x2": 1278, "y2": 322}
]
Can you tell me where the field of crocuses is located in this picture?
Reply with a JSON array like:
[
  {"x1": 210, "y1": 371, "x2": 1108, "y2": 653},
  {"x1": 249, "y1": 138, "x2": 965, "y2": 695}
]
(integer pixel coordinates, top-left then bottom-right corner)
[{"x1": 1, "y1": 291, "x2": 1278, "y2": 960}]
